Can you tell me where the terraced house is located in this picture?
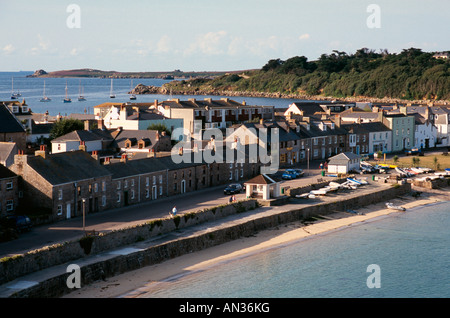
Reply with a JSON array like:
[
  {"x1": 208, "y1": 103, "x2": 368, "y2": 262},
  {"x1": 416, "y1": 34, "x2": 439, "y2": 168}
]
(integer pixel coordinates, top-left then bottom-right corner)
[{"x1": 9, "y1": 143, "x2": 262, "y2": 222}]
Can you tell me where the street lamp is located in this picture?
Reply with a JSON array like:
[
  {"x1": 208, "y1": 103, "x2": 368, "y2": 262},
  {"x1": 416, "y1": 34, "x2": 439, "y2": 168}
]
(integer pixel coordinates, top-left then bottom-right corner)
[
  {"x1": 307, "y1": 148, "x2": 310, "y2": 176},
  {"x1": 82, "y1": 198, "x2": 86, "y2": 233}
]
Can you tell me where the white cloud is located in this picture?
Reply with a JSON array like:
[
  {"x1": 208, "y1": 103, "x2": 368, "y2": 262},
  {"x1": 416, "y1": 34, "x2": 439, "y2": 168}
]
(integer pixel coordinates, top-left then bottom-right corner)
[
  {"x1": 186, "y1": 31, "x2": 228, "y2": 56},
  {"x1": 156, "y1": 35, "x2": 171, "y2": 53},
  {"x1": 299, "y1": 33, "x2": 310, "y2": 40},
  {"x1": 2, "y1": 44, "x2": 15, "y2": 55},
  {"x1": 37, "y1": 34, "x2": 49, "y2": 51}
]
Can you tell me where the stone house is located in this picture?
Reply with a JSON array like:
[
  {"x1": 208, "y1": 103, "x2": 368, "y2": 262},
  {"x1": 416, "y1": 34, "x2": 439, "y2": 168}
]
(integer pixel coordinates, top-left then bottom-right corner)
[
  {"x1": 0, "y1": 102, "x2": 27, "y2": 151},
  {"x1": 0, "y1": 164, "x2": 19, "y2": 216},
  {"x1": 157, "y1": 98, "x2": 275, "y2": 133},
  {"x1": 10, "y1": 148, "x2": 112, "y2": 221}
]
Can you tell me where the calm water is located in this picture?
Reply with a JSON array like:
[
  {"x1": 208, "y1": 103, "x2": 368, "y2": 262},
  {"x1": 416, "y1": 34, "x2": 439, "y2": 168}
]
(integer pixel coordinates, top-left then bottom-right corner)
[
  {"x1": 130, "y1": 201, "x2": 450, "y2": 298},
  {"x1": 0, "y1": 71, "x2": 311, "y2": 116}
]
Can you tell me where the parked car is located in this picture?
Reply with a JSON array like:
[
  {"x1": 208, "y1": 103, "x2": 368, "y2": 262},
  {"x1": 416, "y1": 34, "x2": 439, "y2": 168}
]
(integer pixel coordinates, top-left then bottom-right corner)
[
  {"x1": 6, "y1": 215, "x2": 32, "y2": 233},
  {"x1": 282, "y1": 171, "x2": 295, "y2": 180},
  {"x1": 405, "y1": 148, "x2": 423, "y2": 156},
  {"x1": 285, "y1": 169, "x2": 302, "y2": 178},
  {"x1": 224, "y1": 183, "x2": 243, "y2": 195},
  {"x1": 292, "y1": 168, "x2": 304, "y2": 177}
]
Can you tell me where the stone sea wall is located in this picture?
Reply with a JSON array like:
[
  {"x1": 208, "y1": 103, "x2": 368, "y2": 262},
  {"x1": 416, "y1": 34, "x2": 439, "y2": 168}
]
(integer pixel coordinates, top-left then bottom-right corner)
[
  {"x1": 0, "y1": 200, "x2": 258, "y2": 286},
  {"x1": 7, "y1": 183, "x2": 411, "y2": 298}
]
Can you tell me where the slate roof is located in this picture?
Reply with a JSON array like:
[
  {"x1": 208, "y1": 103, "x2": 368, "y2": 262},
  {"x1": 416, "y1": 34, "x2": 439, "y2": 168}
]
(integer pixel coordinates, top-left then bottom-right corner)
[
  {"x1": 51, "y1": 129, "x2": 114, "y2": 143},
  {"x1": 244, "y1": 174, "x2": 280, "y2": 185},
  {"x1": 0, "y1": 103, "x2": 26, "y2": 133},
  {"x1": 26, "y1": 151, "x2": 111, "y2": 185},
  {"x1": 0, "y1": 142, "x2": 17, "y2": 164},
  {"x1": 287, "y1": 102, "x2": 324, "y2": 116},
  {"x1": 328, "y1": 152, "x2": 360, "y2": 165},
  {"x1": 0, "y1": 164, "x2": 17, "y2": 180}
]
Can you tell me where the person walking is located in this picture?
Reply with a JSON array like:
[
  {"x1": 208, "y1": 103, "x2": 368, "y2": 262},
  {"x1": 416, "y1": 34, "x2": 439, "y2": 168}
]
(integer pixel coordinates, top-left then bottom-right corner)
[{"x1": 170, "y1": 206, "x2": 177, "y2": 217}]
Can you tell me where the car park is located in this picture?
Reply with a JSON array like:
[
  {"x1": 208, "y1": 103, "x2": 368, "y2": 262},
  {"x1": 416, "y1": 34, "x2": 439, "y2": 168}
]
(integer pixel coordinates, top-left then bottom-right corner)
[{"x1": 223, "y1": 183, "x2": 243, "y2": 195}]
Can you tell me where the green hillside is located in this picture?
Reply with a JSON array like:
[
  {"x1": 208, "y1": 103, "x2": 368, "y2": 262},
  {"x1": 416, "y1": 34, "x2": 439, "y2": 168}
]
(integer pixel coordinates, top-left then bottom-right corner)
[{"x1": 164, "y1": 48, "x2": 450, "y2": 101}]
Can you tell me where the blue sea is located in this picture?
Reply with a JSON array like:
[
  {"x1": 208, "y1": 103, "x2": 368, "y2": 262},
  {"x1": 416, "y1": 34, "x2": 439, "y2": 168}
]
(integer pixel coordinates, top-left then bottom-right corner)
[
  {"x1": 130, "y1": 201, "x2": 450, "y2": 298},
  {"x1": 0, "y1": 71, "x2": 310, "y2": 116}
]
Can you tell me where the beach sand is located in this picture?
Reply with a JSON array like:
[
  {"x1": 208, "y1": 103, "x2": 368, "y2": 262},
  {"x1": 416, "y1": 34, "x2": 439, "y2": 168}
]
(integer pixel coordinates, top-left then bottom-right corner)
[{"x1": 64, "y1": 188, "x2": 448, "y2": 298}]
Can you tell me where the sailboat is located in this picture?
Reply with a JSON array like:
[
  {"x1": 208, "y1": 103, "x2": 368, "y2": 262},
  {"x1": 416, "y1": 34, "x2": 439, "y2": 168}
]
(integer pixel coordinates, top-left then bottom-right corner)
[
  {"x1": 63, "y1": 81, "x2": 72, "y2": 103},
  {"x1": 40, "y1": 80, "x2": 52, "y2": 102},
  {"x1": 129, "y1": 79, "x2": 136, "y2": 100},
  {"x1": 11, "y1": 78, "x2": 19, "y2": 99},
  {"x1": 109, "y1": 78, "x2": 116, "y2": 98},
  {"x1": 78, "y1": 80, "x2": 86, "y2": 101}
]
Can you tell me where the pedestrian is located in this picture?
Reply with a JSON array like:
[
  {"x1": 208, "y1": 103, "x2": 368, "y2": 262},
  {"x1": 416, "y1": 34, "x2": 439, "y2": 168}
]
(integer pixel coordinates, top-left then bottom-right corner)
[
  {"x1": 320, "y1": 162, "x2": 323, "y2": 170},
  {"x1": 229, "y1": 196, "x2": 233, "y2": 203},
  {"x1": 170, "y1": 206, "x2": 177, "y2": 217},
  {"x1": 232, "y1": 195, "x2": 236, "y2": 202}
]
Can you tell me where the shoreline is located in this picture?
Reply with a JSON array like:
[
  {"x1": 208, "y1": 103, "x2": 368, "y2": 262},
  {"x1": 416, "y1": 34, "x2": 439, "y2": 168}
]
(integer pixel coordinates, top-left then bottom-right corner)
[{"x1": 64, "y1": 188, "x2": 449, "y2": 298}]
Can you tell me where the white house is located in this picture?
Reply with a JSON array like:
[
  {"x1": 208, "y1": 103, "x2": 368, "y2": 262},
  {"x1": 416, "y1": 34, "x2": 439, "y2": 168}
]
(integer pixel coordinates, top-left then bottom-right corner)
[
  {"x1": 327, "y1": 152, "x2": 360, "y2": 174},
  {"x1": 244, "y1": 174, "x2": 281, "y2": 200},
  {"x1": 413, "y1": 114, "x2": 437, "y2": 149}
]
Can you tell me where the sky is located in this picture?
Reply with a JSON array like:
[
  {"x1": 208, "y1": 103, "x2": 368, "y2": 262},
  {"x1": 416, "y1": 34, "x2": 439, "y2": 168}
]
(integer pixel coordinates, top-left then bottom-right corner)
[{"x1": 0, "y1": 0, "x2": 449, "y2": 72}]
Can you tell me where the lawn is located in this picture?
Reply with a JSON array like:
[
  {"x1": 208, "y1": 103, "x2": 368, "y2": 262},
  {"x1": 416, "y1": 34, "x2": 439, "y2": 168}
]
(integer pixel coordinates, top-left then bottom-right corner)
[{"x1": 367, "y1": 153, "x2": 450, "y2": 170}]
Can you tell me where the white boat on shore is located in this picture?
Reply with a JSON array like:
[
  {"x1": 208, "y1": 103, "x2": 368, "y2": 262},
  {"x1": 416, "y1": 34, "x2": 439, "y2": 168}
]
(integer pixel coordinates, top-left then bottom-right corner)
[
  {"x1": 310, "y1": 188, "x2": 329, "y2": 196},
  {"x1": 385, "y1": 202, "x2": 406, "y2": 211},
  {"x1": 296, "y1": 193, "x2": 316, "y2": 199}
]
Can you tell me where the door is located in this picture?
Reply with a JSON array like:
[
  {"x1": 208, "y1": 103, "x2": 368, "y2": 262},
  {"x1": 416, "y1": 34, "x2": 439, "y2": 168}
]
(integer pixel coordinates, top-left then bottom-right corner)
[
  {"x1": 66, "y1": 203, "x2": 71, "y2": 219},
  {"x1": 124, "y1": 191, "x2": 129, "y2": 206},
  {"x1": 321, "y1": 147, "x2": 326, "y2": 159},
  {"x1": 152, "y1": 185, "x2": 157, "y2": 200},
  {"x1": 181, "y1": 180, "x2": 186, "y2": 193},
  {"x1": 356, "y1": 145, "x2": 360, "y2": 155}
]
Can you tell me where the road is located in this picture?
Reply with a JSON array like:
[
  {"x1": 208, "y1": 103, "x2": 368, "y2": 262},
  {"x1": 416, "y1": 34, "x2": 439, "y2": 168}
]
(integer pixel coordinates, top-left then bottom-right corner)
[{"x1": 0, "y1": 163, "x2": 326, "y2": 258}]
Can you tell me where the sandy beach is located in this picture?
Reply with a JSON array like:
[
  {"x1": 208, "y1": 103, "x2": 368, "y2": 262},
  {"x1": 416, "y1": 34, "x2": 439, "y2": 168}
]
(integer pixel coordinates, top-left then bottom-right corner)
[{"x1": 64, "y1": 187, "x2": 448, "y2": 298}]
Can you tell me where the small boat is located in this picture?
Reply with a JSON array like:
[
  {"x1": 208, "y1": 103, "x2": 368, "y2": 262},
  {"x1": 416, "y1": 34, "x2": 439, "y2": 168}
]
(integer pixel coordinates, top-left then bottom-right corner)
[
  {"x1": 40, "y1": 80, "x2": 52, "y2": 102},
  {"x1": 63, "y1": 82, "x2": 72, "y2": 103},
  {"x1": 10, "y1": 77, "x2": 19, "y2": 99},
  {"x1": 329, "y1": 181, "x2": 342, "y2": 189},
  {"x1": 129, "y1": 79, "x2": 136, "y2": 100},
  {"x1": 296, "y1": 193, "x2": 315, "y2": 199},
  {"x1": 78, "y1": 80, "x2": 86, "y2": 101},
  {"x1": 395, "y1": 167, "x2": 410, "y2": 177},
  {"x1": 110, "y1": 78, "x2": 116, "y2": 98},
  {"x1": 347, "y1": 178, "x2": 363, "y2": 185},
  {"x1": 385, "y1": 202, "x2": 406, "y2": 211},
  {"x1": 310, "y1": 188, "x2": 329, "y2": 196}
]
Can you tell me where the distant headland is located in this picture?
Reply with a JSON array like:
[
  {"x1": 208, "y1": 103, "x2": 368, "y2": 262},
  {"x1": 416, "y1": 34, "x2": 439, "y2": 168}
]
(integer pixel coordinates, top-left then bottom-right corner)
[{"x1": 26, "y1": 68, "x2": 245, "y2": 79}]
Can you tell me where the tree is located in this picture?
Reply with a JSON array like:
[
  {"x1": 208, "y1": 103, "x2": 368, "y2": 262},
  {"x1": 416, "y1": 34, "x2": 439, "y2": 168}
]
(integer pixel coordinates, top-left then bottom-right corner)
[
  {"x1": 147, "y1": 123, "x2": 171, "y2": 136},
  {"x1": 50, "y1": 119, "x2": 84, "y2": 139}
]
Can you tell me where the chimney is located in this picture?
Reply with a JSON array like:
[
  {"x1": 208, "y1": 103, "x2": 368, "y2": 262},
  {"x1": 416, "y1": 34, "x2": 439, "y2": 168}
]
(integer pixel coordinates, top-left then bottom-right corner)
[
  {"x1": 35, "y1": 145, "x2": 48, "y2": 159},
  {"x1": 377, "y1": 110, "x2": 384, "y2": 123},
  {"x1": 242, "y1": 100, "x2": 246, "y2": 106},
  {"x1": 84, "y1": 120, "x2": 91, "y2": 131},
  {"x1": 120, "y1": 154, "x2": 128, "y2": 163},
  {"x1": 92, "y1": 150, "x2": 99, "y2": 162},
  {"x1": 98, "y1": 119, "x2": 105, "y2": 130},
  {"x1": 104, "y1": 157, "x2": 111, "y2": 165},
  {"x1": 147, "y1": 148, "x2": 155, "y2": 158},
  {"x1": 260, "y1": 118, "x2": 264, "y2": 125},
  {"x1": 179, "y1": 147, "x2": 183, "y2": 155},
  {"x1": 335, "y1": 114, "x2": 341, "y2": 128},
  {"x1": 153, "y1": 99, "x2": 158, "y2": 107},
  {"x1": 79, "y1": 141, "x2": 86, "y2": 152}
]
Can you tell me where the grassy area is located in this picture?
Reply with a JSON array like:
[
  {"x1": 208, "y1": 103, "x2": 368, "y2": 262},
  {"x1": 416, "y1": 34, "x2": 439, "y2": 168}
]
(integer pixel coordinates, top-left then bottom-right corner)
[{"x1": 367, "y1": 153, "x2": 450, "y2": 170}]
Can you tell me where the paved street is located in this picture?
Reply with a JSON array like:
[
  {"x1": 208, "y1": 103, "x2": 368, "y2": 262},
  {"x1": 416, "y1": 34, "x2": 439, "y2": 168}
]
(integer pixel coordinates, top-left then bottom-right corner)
[{"x1": 0, "y1": 162, "x2": 327, "y2": 258}]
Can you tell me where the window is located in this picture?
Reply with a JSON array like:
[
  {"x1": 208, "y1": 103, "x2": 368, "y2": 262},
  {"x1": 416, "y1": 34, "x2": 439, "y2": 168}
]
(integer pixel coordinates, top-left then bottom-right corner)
[
  {"x1": 229, "y1": 171, "x2": 233, "y2": 180},
  {"x1": 58, "y1": 144, "x2": 61, "y2": 151},
  {"x1": 153, "y1": 176, "x2": 156, "y2": 185},
  {"x1": 117, "y1": 192, "x2": 121, "y2": 203},
  {"x1": 131, "y1": 190, "x2": 135, "y2": 200},
  {"x1": 159, "y1": 175, "x2": 163, "y2": 184},
  {"x1": 102, "y1": 181, "x2": 106, "y2": 192},
  {"x1": 124, "y1": 180, "x2": 128, "y2": 188},
  {"x1": 240, "y1": 169, "x2": 244, "y2": 177},
  {"x1": 131, "y1": 179, "x2": 135, "y2": 187},
  {"x1": 145, "y1": 188, "x2": 150, "y2": 198},
  {"x1": 159, "y1": 186, "x2": 163, "y2": 196},
  {"x1": 77, "y1": 186, "x2": 81, "y2": 195},
  {"x1": 6, "y1": 181, "x2": 13, "y2": 190},
  {"x1": 313, "y1": 138, "x2": 318, "y2": 145},
  {"x1": 117, "y1": 181, "x2": 121, "y2": 190},
  {"x1": 396, "y1": 129, "x2": 399, "y2": 136},
  {"x1": 6, "y1": 200, "x2": 14, "y2": 212},
  {"x1": 146, "y1": 177, "x2": 149, "y2": 187},
  {"x1": 94, "y1": 183, "x2": 98, "y2": 193},
  {"x1": 57, "y1": 205, "x2": 62, "y2": 215},
  {"x1": 102, "y1": 195, "x2": 106, "y2": 207},
  {"x1": 89, "y1": 184, "x2": 92, "y2": 193},
  {"x1": 58, "y1": 189, "x2": 63, "y2": 200}
]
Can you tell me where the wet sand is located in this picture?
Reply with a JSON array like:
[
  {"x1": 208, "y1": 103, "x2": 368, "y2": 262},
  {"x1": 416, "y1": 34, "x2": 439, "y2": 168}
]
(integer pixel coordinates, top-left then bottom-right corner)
[{"x1": 64, "y1": 188, "x2": 448, "y2": 298}]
